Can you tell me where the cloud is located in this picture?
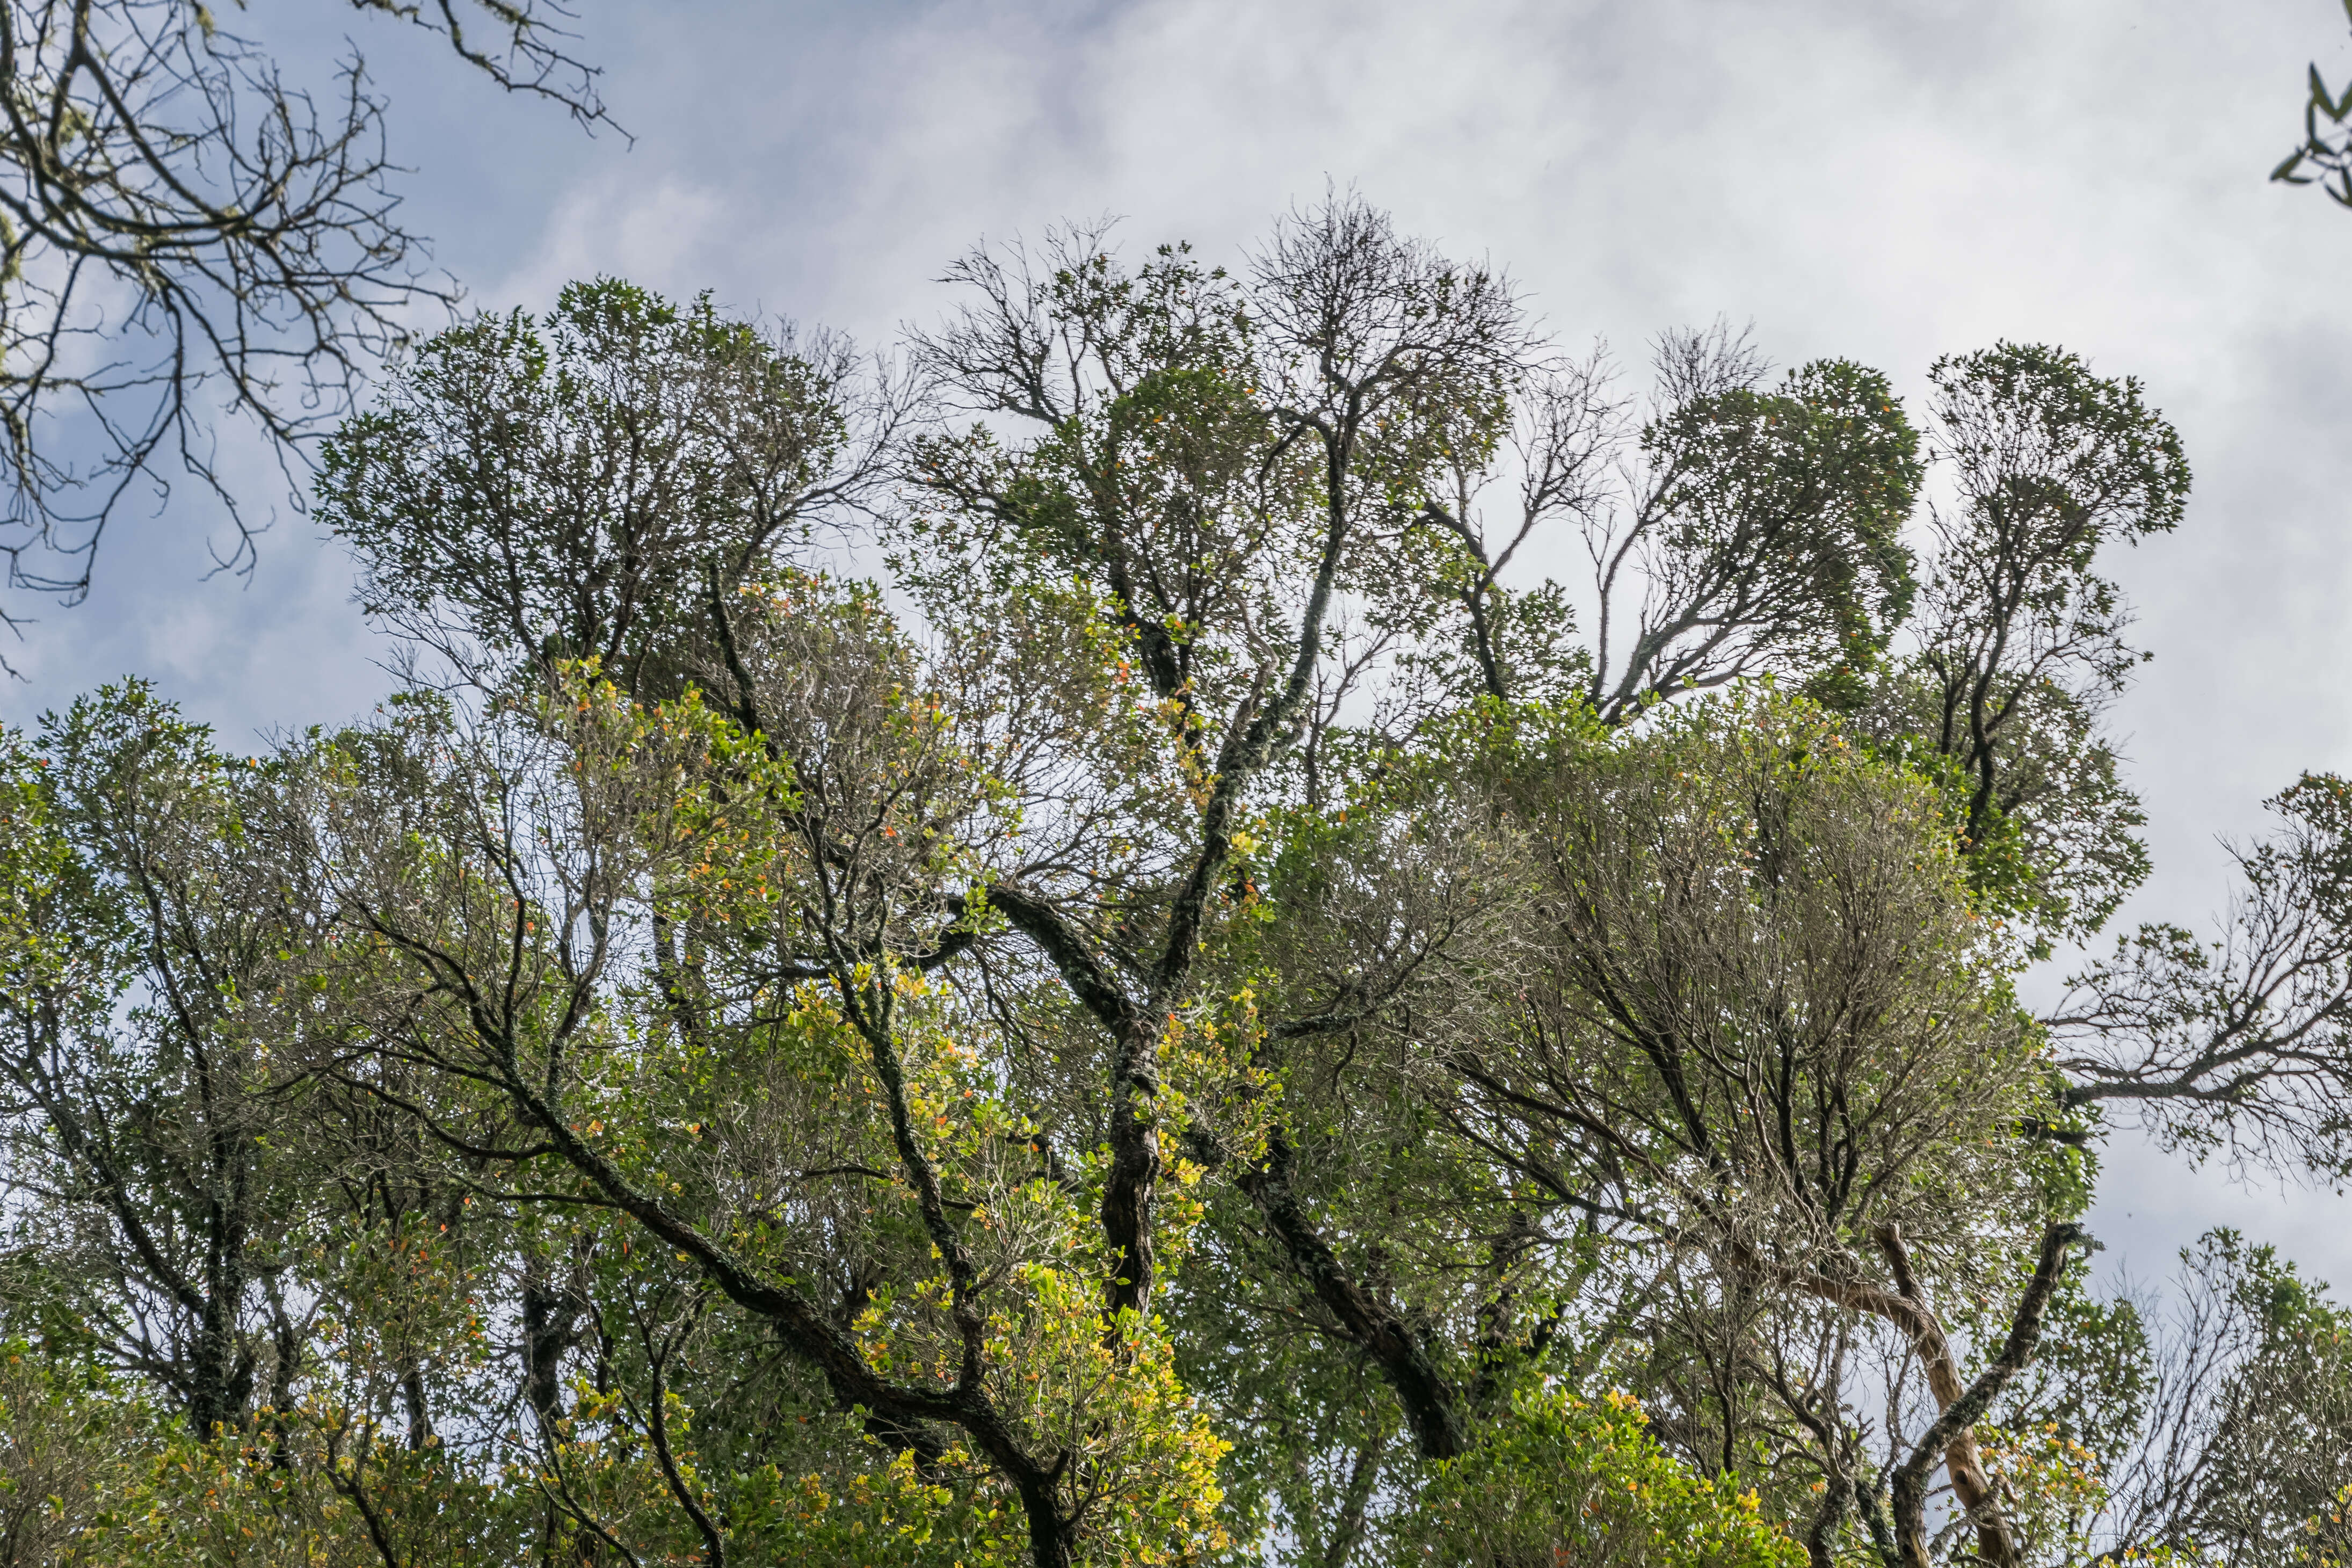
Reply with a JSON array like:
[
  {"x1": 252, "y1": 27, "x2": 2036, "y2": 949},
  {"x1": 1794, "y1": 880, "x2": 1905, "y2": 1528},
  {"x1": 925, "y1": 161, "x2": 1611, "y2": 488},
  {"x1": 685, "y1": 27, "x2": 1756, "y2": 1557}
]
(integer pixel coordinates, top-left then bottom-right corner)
[
  {"x1": 496, "y1": 173, "x2": 731, "y2": 313},
  {"x1": 8, "y1": 0, "x2": 2348, "y2": 1286}
]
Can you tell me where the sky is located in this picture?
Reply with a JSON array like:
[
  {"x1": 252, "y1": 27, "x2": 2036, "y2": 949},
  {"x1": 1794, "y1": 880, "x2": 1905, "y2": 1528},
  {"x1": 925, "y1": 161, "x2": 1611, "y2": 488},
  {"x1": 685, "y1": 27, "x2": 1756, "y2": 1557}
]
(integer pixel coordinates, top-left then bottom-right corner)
[{"x1": 4, "y1": 0, "x2": 2349, "y2": 1296}]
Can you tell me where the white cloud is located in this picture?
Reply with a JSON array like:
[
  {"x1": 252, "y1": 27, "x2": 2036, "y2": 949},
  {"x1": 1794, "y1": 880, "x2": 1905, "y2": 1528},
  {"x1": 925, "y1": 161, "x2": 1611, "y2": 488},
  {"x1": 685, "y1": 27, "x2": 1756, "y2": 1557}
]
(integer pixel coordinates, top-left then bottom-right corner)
[{"x1": 11, "y1": 0, "x2": 2350, "y2": 1287}]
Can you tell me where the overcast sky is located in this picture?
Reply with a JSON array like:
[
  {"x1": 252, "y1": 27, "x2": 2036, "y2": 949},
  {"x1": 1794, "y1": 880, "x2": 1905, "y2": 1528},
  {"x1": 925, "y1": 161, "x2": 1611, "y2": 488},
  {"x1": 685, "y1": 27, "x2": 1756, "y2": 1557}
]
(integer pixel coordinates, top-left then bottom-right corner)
[{"x1": 5, "y1": 0, "x2": 2349, "y2": 1296}]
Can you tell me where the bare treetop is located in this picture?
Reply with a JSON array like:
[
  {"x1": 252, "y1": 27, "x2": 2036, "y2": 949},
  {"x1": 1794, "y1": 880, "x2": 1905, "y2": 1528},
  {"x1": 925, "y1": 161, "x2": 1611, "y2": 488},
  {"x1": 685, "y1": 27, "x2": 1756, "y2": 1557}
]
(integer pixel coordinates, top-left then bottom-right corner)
[{"x1": 0, "y1": 0, "x2": 612, "y2": 655}]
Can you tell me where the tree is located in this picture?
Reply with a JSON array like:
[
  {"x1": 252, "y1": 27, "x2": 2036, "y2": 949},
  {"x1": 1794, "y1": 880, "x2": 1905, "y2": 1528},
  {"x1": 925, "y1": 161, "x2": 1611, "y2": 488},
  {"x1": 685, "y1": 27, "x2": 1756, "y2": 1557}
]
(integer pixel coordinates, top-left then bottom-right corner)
[
  {"x1": 0, "y1": 684, "x2": 320, "y2": 1438},
  {"x1": 288, "y1": 217, "x2": 2226, "y2": 1566},
  {"x1": 320, "y1": 277, "x2": 898, "y2": 694},
  {"x1": 2050, "y1": 774, "x2": 2352, "y2": 1174},
  {"x1": 11, "y1": 204, "x2": 2352, "y2": 1568},
  {"x1": 1869, "y1": 343, "x2": 2186, "y2": 949},
  {"x1": 1183, "y1": 683, "x2": 2093, "y2": 1567},
  {"x1": 1978, "y1": 1230, "x2": 2352, "y2": 1567},
  {"x1": 1572, "y1": 325, "x2": 1921, "y2": 724},
  {"x1": 0, "y1": 0, "x2": 614, "y2": 650}
]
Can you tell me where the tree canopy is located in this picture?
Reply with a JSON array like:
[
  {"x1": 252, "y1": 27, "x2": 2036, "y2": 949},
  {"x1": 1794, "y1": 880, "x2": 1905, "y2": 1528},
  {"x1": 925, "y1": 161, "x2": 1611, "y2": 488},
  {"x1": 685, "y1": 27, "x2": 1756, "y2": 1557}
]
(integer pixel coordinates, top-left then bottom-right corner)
[{"x1": 3, "y1": 201, "x2": 2349, "y2": 1568}]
